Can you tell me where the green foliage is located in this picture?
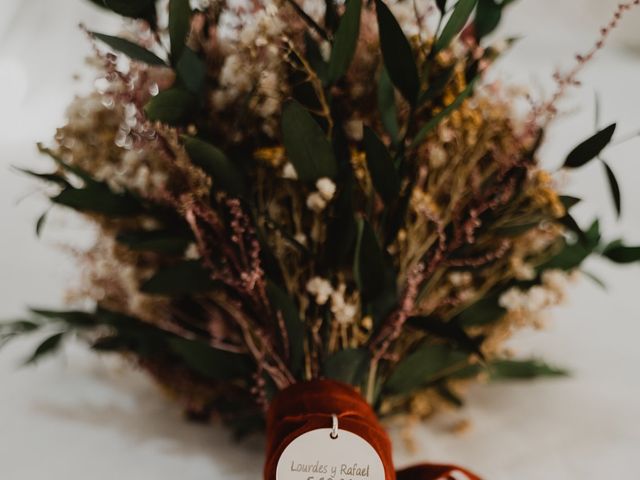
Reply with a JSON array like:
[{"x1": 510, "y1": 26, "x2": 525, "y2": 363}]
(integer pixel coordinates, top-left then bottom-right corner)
[
  {"x1": 281, "y1": 100, "x2": 338, "y2": 181},
  {"x1": 375, "y1": 0, "x2": 420, "y2": 105},
  {"x1": 141, "y1": 260, "x2": 217, "y2": 295},
  {"x1": 144, "y1": 88, "x2": 196, "y2": 125},
  {"x1": 602, "y1": 161, "x2": 621, "y2": 217},
  {"x1": 434, "y1": 0, "x2": 478, "y2": 54},
  {"x1": 376, "y1": 67, "x2": 400, "y2": 145},
  {"x1": 51, "y1": 186, "x2": 142, "y2": 216},
  {"x1": 411, "y1": 79, "x2": 476, "y2": 147},
  {"x1": 116, "y1": 230, "x2": 192, "y2": 254},
  {"x1": 564, "y1": 123, "x2": 616, "y2": 168},
  {"x1": 266, "y1": 281, "x2": 305, "y2": 375},
  {"x1": 474, "y1": 0, "x2": 518, "y2": 41},
  {"x1": 363, "y1": 126, "x2": 400, "y2": 205},
  {"x1": 327, "y1": 0, "x2": 362, "y2": 84},
  {"x1": 456, "y1": 293, "x2": 506, "y2": 327},
  {"x1": 176, "y1": 48, "x2": 207, "y2": 94},
  {"x1": 602, "y1": 241, "x2": 640, "y2": 264},
  {"x1": 385, "y1": 344, "x2": 469, "y2": 394},
  {"x1": 101, "y1": 0, "x2": 157, "y2": 24},
  {"x1": 488, "y1": 358, "x2": 568, "y2": 380},
  {"x1": 323, "y1": 348, "x2": 370, "y2": 385},
  {"x1": 24, "y1": 332, "x2": 65, "y2": 364},
  {"x1": 407, "y1": 316, "x2": 484, "y2": 357},
  {"x1": 182, "y1": 136, "x2": 246, "y2": 196},
  {"x1": 90, "y1": 32, "x2": 166, "y2": 66},
  {"x1": 169, "y1": 0, "x2": 192, "y2": 63}
]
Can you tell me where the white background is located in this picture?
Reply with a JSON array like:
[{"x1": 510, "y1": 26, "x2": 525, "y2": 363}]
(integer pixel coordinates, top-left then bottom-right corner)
[{"x1": 1, "y1": 1, "x2": 639, "y2": 478}]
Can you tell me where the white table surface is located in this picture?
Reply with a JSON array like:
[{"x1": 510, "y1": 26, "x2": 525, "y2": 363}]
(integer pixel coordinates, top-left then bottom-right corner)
[{"x1": 1, "y1": 1, "x2": 640, "y2": 478}]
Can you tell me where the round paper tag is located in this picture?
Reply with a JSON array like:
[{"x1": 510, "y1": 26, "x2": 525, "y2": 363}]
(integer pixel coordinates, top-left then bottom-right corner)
[{"x1": 276, "y1": 428, "x2": 385, "y2": 480}]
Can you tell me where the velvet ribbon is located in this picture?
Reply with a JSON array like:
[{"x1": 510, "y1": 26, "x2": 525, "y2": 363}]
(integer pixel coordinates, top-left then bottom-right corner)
[{"x1": 265, "y1": 379, "x2": 482, "y2": 480}]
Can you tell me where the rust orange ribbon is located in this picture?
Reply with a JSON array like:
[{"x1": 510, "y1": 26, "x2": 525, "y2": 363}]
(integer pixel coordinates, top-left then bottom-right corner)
[{"x1": 265, "y1": 379, "x2": 482, "y2": 480}]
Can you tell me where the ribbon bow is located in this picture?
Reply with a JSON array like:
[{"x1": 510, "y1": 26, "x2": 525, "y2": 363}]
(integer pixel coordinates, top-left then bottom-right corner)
[{"x1": 265, "y1": 379, "x2": 481, "y2": 480}]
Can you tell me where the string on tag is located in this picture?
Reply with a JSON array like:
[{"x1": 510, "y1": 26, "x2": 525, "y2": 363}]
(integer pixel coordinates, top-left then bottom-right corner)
[{"x1": 330, "y1": 413, "x2": 339, "y2": 439}]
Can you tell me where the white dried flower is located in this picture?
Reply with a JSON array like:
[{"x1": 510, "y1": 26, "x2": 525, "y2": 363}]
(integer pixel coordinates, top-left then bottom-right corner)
[
  {"x1": 294, "y1": 232, "x2": 308, "y2": 246},
  {"x1": 282, "y1": 162, "x2": 298, "y2": 179},
  {"x1": 306, "y1": 192, "x2": 328, "y2": 212},
  {"x1": 184, "y1": 243, "x2": 201, "y2": 260},
  {"x1": 330, "y1": 284, "x2": 358, "y2": 325},
  {"x1": 315, "y1": 177, "x2": 336, "y2": 201},
  {"x1": 449, "y1": 271, "x2": 472, "y2": 287},
  {"x1": 306, "y1": 277, "x2": 333, "y2": 305},
  {"x1": 429, "y1": 144, "x2": 447, "y2": 169}
]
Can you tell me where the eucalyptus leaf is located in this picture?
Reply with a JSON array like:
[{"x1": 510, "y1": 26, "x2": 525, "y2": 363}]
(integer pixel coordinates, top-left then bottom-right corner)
[
  {"x1": 407, "y1": 316, "x2": 484, "y2": 357},
  {"x1": 103, "y1": 0, "x2": 156, "y2": 23},
  {"x1": 411, "y1": 79, "x2": 475, "y2": 147},
  {"x1": 564, "y1": 123, "x2": 616, "y2": 168},
  {"x1": 377, "y1": 67, "x2": 400, "y2": 144},
  {"x1": 167, "y1": 337, "x2": 252, "y2": 380},
  {"x1": 266, "y1": 281, "x2": 305, "y2": 375},
  {"x1": 385, "y1": 344, "x2": 468, "y2": 394},
  {"x1": 375, "y1": 0, "x2": 419, "y2": 104},
  {"x1": 90, "y1": 32, "x2": 166, "y2": 66},
  {"x1": 281, "y1": 100, "x2": 338, "y2": 181},
  {"x1": 14, "y1": 167, "x2": 70, "y2": 188},
  {"x1": 51, "y1": 186, "x2": 142, "y2": 216},
  {"x1": 323, "y1": 348, "x2": 370, "y2": 386},
  {"x1": 602, "y1": 242, "x2": 640, "y2": 264},
  {"x1": 474, "y1": 0, "x2": 502, "y2": 40},
  {"x1": 176, "y1": 47, "x2": 207, "y2": 94},
  {"x1": 141, "y1": 260, "x2": 216, "y2": 295},
  {"x1": 182, "y1": 136, "x2": 246, "y2": 196},
  {"x1": 602, "y1": 161, "x2": 621, "y2": 218},
  {"x1": 353, "y1": 219, "x2": 387, "y2": 301},
  {"x1": 144, "y1": 88, "x2": 196, "y2": 125},
  {"x1": 169, "y1": 0, "x2": 191, "y2": 62},
  {"x1": 363, "y1": 126, "x2": 400, "y2": 205},
  {"x1": 456, "y1": 294, "x2": 505, "y2": 327},
  {"x1": 434, "y1": 0, "x2": 478, "y2": 54},
  {"x1": 559, "y1": 195, "x2": 581, "y2": 211},
  {"x1": 327, "y1": 0, "x2": 362, "y2": 84},
  {"x1": 116, "y1": 230, "x2": 191, "y2": 254},
  {"x1": 489, "y1": 358, "x2": 568, "y2": 380},
  {"x1": 25, "y1": 332, "x2": 65, "y2": 364}
]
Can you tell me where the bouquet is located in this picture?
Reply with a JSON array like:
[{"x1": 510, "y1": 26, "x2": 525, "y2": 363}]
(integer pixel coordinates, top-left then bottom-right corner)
[{"x1": 4, "y1": 0, "x2": 640, "y2": 478}]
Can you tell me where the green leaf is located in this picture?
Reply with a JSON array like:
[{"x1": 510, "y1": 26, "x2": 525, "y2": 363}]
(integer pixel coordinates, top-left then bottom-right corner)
[
  {"x1": 602, "y1": 161, "x2": 621, "y2": 218},
  {"x1": 539, "y1": 220, "x2": 601, "y2": 271},
  {"x1": 327, "y1": 0, "x2": 362, "y2": 84},
  {"x1": 353, "y1": 219, "x2": 388, "y2": 301},
  {"x1": 281, "y1": 100, "x2": 338, "y2": 181},
  {"x1": 434, "y1": 0, "x2": 478, "y2": 54},
  {"x1": 176, "y1": 47, "x2": 207, "y2": 94},
  {"x1": 564, "y1": 123, "x2": 616, "y2": 168},
  {"x1": 182, "y1": 136, "x2": 246, "y2": 196},
  {"x1": 51, "y1": 186, "x2": 142, "y2": 216},
  {"x1": 377, "y1": 67, "x2": 400, "y2": 144},
  {"x1": 116, "y1": 230, "x2": 191, "y2": 254},
  {"x1": 167, "y1": 337, "x2": 252, "y2": 380},
  {"x1": 169, "y1": 0, "x2": 191, "y2": 62},
  {"x1": 90, "y1": 32, "x2": 166, "y2": 66},
  {"x1": 456, "y1": 294, "x2": 505, "y2": 327},
  {"x1": 323, "y1": 348, "x2": 370, "y2": 386},
  {"x1": 474, "y1": 0, "x2": 502, "y2": 40},
  {"x1": 13, "y1": 166, "x2": 71, "y2": 188},
  {"x1": 489, "y1": 358, "x2": 568, "y2": 380},
  {"x1": 35, "y1": 211, "x2": 48, "y2": 238},
  {"x1": 25, "y1": 332, "x2": 65, "y2": 364},
  {"x1": 102, "y1": 0, "x2": 156, "y2": 23},
  {"x1": 602, "y1": 242, "x2": 640, "y2": 264},
  {"x1": 37, "y1": 143, "x2": 100, "y2": 186},
  {"x1": 407, "y1": 316, "x2": 484, "y2": 357},
  {"x1": 363, "y1": 126, "x2": 400, "y2": 205},
  {"x1": 30, "y1": 309, "x2": 97, "y2": 327},
  {"x1": 141, "y1": 260, "x2": 216, "y2": 295},
  {"x1": 385, "y1": 344, "x2": 469, "y2": 394},
  {"x1": 418, "y1": 65, "x2": 456, "y2": 105},
  {"x1": 304, "y1": 33, "x2": 328, "y2": 80},
  {"x1": 144, "y1": 88, "x2": 196, "y2": 125},
  {"x1": 411, "y1": 79, "x2": 475, "y2": 147},
  {"x1": 375, "y1": 0, "x2": 420, "y2": 104},
  {"x1": 266, "y1": 281, "x2": 305, "y2": 375},
  {"x1": 559, "y1": 195, "x2": 581, "y2": 211},
  {"x1": 436, "y1": 0, "x2": 448, "y2": 14}
]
